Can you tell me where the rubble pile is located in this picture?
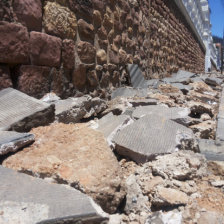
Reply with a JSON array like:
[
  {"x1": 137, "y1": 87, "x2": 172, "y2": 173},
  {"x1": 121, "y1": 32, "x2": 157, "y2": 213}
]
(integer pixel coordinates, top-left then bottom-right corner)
[{"x1": 0, "y1": 69, "x2": 224, "y2": 224}]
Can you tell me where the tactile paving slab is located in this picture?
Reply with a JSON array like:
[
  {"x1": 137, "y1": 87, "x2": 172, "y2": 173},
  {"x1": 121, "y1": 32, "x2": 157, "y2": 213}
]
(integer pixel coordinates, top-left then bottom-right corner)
[{"x1": 0, "y1": 88, "x2": 55, "y2": 132}]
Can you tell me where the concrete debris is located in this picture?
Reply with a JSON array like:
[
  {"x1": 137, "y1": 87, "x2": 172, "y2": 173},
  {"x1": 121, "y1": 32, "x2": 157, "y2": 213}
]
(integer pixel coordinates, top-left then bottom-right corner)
[
  {"x1": 190, "y1": 120, "x2": 215, "y2": 139},
  {"x1": 170, "y1": 83, "x2": 193, "y2": 94},
  {"x1": 205, "y1": 77, "x2": 223, "y2": 87},
  {"x1": 0, "y1": 166, "x2": 108, "y2": 224},
  {"x1": 124, "y1": 174, "x2": 150, "y2": 214},
  {"x1": 127, "y1": 64, "x2": 148, "y2": 88},
  {"x1": 145, "y1": 211, "x2": 182, "y2": 224},
  {"x1": 198, "y1": 139, "x2": 224, "y2": 161},
  {"x1": 113, "y1": 115, "x2": 198, "y2": 163},
  {"x1": 111, "y1": 87, "x2": 148, "y2": 99},
  {"x1": 149, "y1": 151, "x2": 207, "y2": 180},
  {"x1": 41, "y1": 92, "x2": 61, "y2": 103},
  {"x1": 188, "y1": 101, "x2": 214, "y2": 118},
  {"x1": 129, "y1": 98, "x2": 158, "y2": 107},
  {"x1": 152, "y1": 187, "x2": 189, "y2": 207},
  {"x1": 132, "y1": 105, "x2": 191, "y2": 126},
  {"x1": 0, "y1": 131, "x2": 34, "y2": 156},
  {"x1": 96, "y1": 112, "x2": 132, "y2": 145},
  {"x1": 0, "y1": 88, "x2": 55, "y2": 132},
  {"x1": 2, "y1": 123, "x2": 125, "y2": 214},
  {"x1": 55, "y1": 96, "x2": 107, "y2": 123}
]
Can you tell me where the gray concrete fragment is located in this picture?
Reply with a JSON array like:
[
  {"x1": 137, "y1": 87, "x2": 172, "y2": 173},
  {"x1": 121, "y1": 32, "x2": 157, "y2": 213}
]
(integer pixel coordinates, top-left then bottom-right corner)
[
  {"x1": 0, "y1": 131, "x2": 34, "y2": 156},
  {"x1": 205, "y1": 77, "x2": 223, "y2": 86},
  {"x1": 113, "y1": 115, "x2": 198, "y2": 163},
  {"x1": 55, "y1": 96, "x2": 106, "y2": 123},
  {"x1": 111, "y1": 87, "x2": 148, "y2": 99},
  {"x1": 216, "y1": 118, "x2": 224, "y2": 141},
  {"x1": 0, "y1": 166, "x2": 108, "y2": 224},
  {"x1": 175, "y1": 70, "x2": 196, "y2": 79},
  {"x1": 55, "y1": 96, "x2": 89, "y2": 123},
  {"x1": 171, "y1": 83, "x2": 192, "y2": 94},
  {"x1": 146, "y1": 79, "x2": 162, "y2": 89},
  {"x1": 198, "y1": 139, "x2": 224, "y2": 161},
  {"x1": 132, "y1": 105, "x2": 191, "y2": 126},
  {"x1": 97, "y1": 113, "x2": 131, "y2": 139},
  {"x1": 0, "y1": 88, "x2": 55, "y2": 132},
  {"x1": 127, "y1": 64, "x2": 147, "y2": 88},
  {"x1": 129, "y1": 99, "x2": 158, "y2": 107}
]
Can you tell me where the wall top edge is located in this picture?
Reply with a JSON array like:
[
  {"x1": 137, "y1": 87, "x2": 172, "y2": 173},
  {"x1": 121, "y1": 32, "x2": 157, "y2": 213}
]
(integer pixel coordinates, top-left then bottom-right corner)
[{"x1": 174, "y1": 0, "x2": 206, "y2": 52}]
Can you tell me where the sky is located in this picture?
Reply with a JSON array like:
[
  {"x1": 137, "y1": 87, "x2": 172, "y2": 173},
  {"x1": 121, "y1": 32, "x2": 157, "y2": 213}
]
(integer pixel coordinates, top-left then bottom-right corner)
[{"x1": 210, "y1": 0, "x2": 224, "y2": 37}]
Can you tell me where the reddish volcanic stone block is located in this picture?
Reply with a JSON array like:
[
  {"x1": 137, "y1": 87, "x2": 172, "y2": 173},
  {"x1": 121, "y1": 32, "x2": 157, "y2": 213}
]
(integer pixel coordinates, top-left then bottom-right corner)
[
  {"x1": 13, "y1": 0, "x2": 42, "y2": 31},
  {"x1": 0, "y1": 66, "x2": 12, "y2": 90},
  {"x1": 77, "y1": 41, "x2": 96, "y2": 64},
  {"x1": 17, "y1": 65, "x2": 51, "y2": 99},
  {"x1": 0, "y1": 22, "x2": 29, "y2": 64},
  {"x1": 30, "y1": 32, "x2": 62, "y2": 67},
  {"x1": 62, "y1": 39, "x2": 75, "y2": 70}
]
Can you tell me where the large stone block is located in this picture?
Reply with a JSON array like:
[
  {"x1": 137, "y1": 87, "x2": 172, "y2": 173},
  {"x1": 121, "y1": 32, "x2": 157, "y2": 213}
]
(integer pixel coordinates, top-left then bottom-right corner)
[
  {"x1": 17, "y1": 65, "x2": 51, "y2": 99},
  {"x1": 43, "y1": 2, "x2": 77, "y2": 39},
  {"x1": 0, "y1": 66, "x2": 12, "y2": 91},
  {"x1": 78, "y1": 19, "x2": 94, "y2": 42},
  {"x1": 0, "y1": 166, "x2": 108, "y2": 223},
  {"x1": 0, "y1": 88, "x2": 55, "y2": 132},
  {"x1": 0, "y1": 22, "x2": 29, "y2": 64},
  {"x1": 113, "y1": 115, "x2": 198, "y2": 163},
  {"x1": 30, "y1": 32, "x2": 62, "y2": 67},
  {"x1": 13, "y1": 0, "x2": 42, "y2": 31},
  {"x1": 77, "y1": 41, "x2": 96, "y2": 64},
  {"x1": 3, "y1": 123, "x2": 125, "y2": 214},
  {"x1": 62, "y1": 39, "x2": 75, "y2": 69}
]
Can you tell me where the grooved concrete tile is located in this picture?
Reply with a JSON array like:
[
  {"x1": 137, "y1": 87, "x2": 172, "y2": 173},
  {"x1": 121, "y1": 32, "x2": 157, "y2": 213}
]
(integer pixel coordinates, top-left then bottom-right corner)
[
  {"x1": 127, "y1": 64, "x2": 147, "y2": 88},
  {"x1": 0, "y1": 166, "x2": 107, "y2": 224},
  {"x1": 111, "y1": 87, "x2": 148, "y2": 100},
  {"x1": 97, "y1": 113, "x2": 131, "y2": 139},
  {"x1": 113, "y1": 115, "x2": 196, "y2": 163},
  {"x1": 132, "y1": 105, "x2": 190, "y2": 123},
  {"x1": 0, "y1": 131, "x2": 34, "y2": 156},
  {"x1": 0, "y1": 88, "x2": 55, "y2": 132},
  {"x1": 198, "y1": 139, "x2": 224, "y2": 161}
]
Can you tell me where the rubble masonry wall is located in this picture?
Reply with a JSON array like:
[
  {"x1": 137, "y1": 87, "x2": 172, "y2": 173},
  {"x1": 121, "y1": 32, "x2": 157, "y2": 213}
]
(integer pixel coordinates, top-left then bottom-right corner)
[{"x1": 0, "y1": 0, "x2": 205, "y2": 99}]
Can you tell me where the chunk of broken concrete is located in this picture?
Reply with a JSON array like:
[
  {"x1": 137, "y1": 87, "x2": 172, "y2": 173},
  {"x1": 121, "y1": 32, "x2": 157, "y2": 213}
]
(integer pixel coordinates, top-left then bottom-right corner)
[
  {"x1": 132, "y1": 105, "x2": 191, "y2": 127},
  {"x1": 0, "y1": 131, "x2": 34, "y2": 156},
  {"x1": 198, "y1": 139, "x2": 224, "y2": 161},
  {"x1": 96, "y1": 112, "x2": 132, "y2": 145},
  {"x1": 55, "y1": 96, "x2": 106, "y2": 123},
  {"x1": 127, "y1": 64, "x2": 148, "y2": 88},
  {"x1": 205, "y1": 77, "x2": 223, "y2": 87},
  {"x1": 0, "y1": 166, "x2": 108, "y2": 224},
  {"x1": 113, "y1": 115, "x2": 199, "y2": 163},
  {"x1": 111, "y1": 87, "x2": 148, "y2": 99},
  {"x1": 0, "y1": 88, "x2": 55, "y2": 132},
  {"x1": 3, "y1": 123, "x2": 125, "y2": 213}
]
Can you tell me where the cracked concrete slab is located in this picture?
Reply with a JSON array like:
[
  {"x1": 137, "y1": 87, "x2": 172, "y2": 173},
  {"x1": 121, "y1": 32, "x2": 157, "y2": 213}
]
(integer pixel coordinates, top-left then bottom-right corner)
[
  {"x1": 0, "y1": 131, "x2": 34, "y2": 156},
  {"x1": 132, "y1": 105, "x2": 191, "y2": 126},
  {"x1": 0, "y1": 88, "x2": 55, "y2": 132},
  {"x1": 0, "y1": 166, "x2": 108, "y2": 224},
  {"x1": 113, "y1": 115, "x2": 198, "y2": 163},
  {"x1": 198, "y1": 139, "x2": 224, "y2": 161}
]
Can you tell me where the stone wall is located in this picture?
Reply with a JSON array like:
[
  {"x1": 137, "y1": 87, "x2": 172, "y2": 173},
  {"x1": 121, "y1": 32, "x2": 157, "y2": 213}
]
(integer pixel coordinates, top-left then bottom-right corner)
[{"x1": 0, "y1": 0, "x2": 205, "y2": 99}]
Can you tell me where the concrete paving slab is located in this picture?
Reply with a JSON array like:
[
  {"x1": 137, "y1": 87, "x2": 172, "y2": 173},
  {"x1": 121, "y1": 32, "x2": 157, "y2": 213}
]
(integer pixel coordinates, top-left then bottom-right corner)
[
  {"x1": 111, "y1": 87, "x2": 148, "y2": 100},
  {"x1": 198, "y1": 139, "x2": 224, "y2": 161},
  {"x1": 132, "y1": 105, "x2": 191, "y2": 126},
  {"x1": 175, "y1": 70, "x2": 196, "y2": 79},
  {"x1": 97, "y1": 113, "x2": 131, "y2": 142},
  {"x1": 205, "y1": 77, "x2": 223, "y2": 86},
  {"x1": 113, "y1": 115, "x2": 197, "y2": 163},
  {"x1": 0, "y1": 166, "x2": 108, "y2": 224},
  {"x1": 129, "y1": 98, "x2": 158, "y2": 107},
  {"x1": 171, "y1": 83, "x2": 192, "y2": 94},
  {"x1": 0, "y1": 131, "x2": 34, "y2": 156},
  {"x1": 216, "y1": 118, "x2": 224, "y2": 141},
  {"x1": 0, "y1": 88, "x2": 55, "y2": 132},
  {"x1": 127, "y1": 64, "x2": 147, "y2": 88}
]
